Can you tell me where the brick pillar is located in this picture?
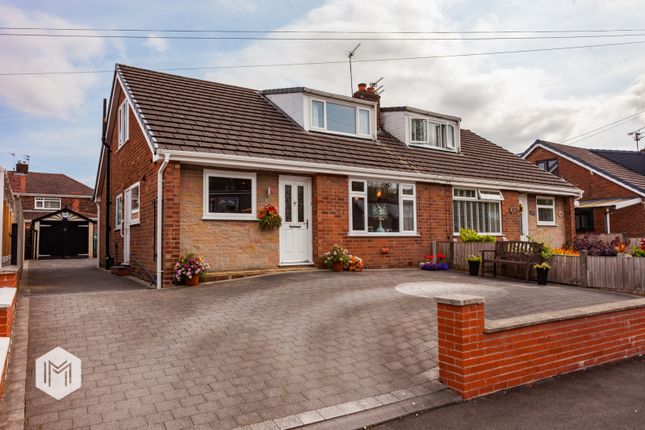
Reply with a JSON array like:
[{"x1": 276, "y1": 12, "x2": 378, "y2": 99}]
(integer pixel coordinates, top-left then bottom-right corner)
[
  {"x1": 162, "y1": 162, "x2": 181, "y2": 287},
  {"x1": 436, "y1": 294, "x2": 485, "y2": 399},
  {"x1": 563, "y1": 196, "x2": 576, "y2": 245}
]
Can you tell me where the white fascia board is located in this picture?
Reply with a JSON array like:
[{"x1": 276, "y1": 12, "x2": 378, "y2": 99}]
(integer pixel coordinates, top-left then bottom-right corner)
[
  {"x1": 13, "y1": 193, "x2": 93, "y2": 198},
  {"x1": 522, "y1": 143, "x2": 645, "y2": 198},
  {"x1": 615, "y1": 197, "x2": 642, "y2": 210},
  {"x1": 158, "y1": 149, "x2": 582, "y2": 197}
]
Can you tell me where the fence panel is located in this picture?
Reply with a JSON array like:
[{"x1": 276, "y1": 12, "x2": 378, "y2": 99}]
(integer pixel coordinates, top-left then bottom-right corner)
[
  {"x1": 449, "y1": 242, "x2": 496, "y2": 270},
  {"x1": 586, "y1": 256, "x2": 645, "y2": 292},
  {"x1": 549, "y1": 255, "x2": 582, "y2": 285}
]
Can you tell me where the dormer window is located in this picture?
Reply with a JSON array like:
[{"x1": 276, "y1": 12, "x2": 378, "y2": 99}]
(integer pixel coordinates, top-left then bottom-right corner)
[
  {"x1": 310, "y1": 98, "x2": 373, "y2": 138},
  {"x1": 409, "y1": 117, "x2": 456, "y2": 150}
]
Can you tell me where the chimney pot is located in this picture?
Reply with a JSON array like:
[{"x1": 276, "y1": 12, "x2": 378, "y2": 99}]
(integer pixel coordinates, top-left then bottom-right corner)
[
  {"x1": 15, "y1": 162, "x2": 29, "y2": 174},
  {"x1": 358, "y1": 83, "x2": 367, "y2": 91}
]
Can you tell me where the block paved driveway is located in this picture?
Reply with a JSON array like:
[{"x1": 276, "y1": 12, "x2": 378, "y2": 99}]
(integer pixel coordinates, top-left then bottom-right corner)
[{"x1": 25, "y1": 267, "x2": 635, "y2": 429}]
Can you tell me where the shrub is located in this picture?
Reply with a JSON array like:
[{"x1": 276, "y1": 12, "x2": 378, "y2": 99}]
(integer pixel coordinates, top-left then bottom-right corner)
[
  {"x1": 459, "y1": 228, "x2": 496, "y2": 243},
  {"x1": 321, "y1": 244, "x2": 350, "y2": 268},
  {"x1": 534, "y1": 262, "x2": 551, "y2": 270},
  {"x1": 553, "y1": 248, "x2": 580, "y2": 256},
  {"x1": 631, "y1": 247, "x2": 645, "y2": 257},
  {"x1": 572, "y1": 233, "x2": 617, "y2": 256}
]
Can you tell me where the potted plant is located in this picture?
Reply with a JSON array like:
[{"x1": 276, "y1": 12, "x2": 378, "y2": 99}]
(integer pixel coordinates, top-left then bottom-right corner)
[
  {"x1": 173, "y1": 254, "x2": 210, "y2": 287},
  {"x1": 321, "y1": 244, "x2": 350, "y2": 272},
  {"x1": 534, "y1": 262, "x2": 550, "y2": 285},
  {"x1": 420, "y1": 253, "x2": 449, "y2": 271},
  {"x1": 258, "y1": 204, "x2": 282, "y2": 231},
  {"x1": 347, "y1": 255, "x2": 364, "y2": 272},
  {"x1": 466, "y1": 255, "x2": 481, "y2": 276}
]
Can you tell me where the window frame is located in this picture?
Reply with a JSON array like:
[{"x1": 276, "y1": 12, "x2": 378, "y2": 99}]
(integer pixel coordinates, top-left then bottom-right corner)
[
  {"x1": 115, "y1": 193, "x2": 123, "y2": 231},
  {"x1": 34, "y1": 197, "x2": 61, "y2": 210},
  {"x1": 309, "y1": 97, "x2": 373, "y2": 139},
  {"x1": 127, "y1": 182, "x2": 141, "y2": 226},
  {"x1": 117, "y1": 99, "x2": 130, "y2": 149},
  {"x1": 407, "y1": 116, "x2": 459, "y2": 152},
  {"x1": 348, "y1": 179, "x2": 417, "y2": 236},
  {"x1": 202, "y1": 169, "x2": 257, "y2": 221},
  {"x1": 452, "y1": 187, "x2": 503, "y2": 235},
  {"x1": 536, "y1": 195, "x2": 557, "y2": 226},
  {"x1": 537, "y1": 158, "x2": 559, "y2": 175}
]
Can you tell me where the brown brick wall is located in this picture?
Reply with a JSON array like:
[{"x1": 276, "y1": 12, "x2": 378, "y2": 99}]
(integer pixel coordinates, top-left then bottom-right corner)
[
  {"x1": 21, "y1": 196, "x2": 95, "y2": 220},
  {"x1": 526, "y1": 194, "x2": 568, "y2": 247},
  {"x1": 178, "y1": 167, "x2": 281, "y2": 273},
  {"x1": 526, "y1": 146, "x2": 644, "y2": 236}
]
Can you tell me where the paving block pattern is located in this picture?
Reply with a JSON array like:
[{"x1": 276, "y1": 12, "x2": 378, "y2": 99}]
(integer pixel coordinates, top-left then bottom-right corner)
[{"x1": 25, "y1": 268, "x2": 633, "y2": 429}]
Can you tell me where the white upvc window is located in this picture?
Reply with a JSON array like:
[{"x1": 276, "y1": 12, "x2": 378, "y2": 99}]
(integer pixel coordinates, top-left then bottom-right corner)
[
  {"x1": 127, "y1": 182, "x2": 141, "y2": 225},
  {"x1": 309, "y1": 98, "x2": 373, "y2": 138},
  {"x1": 536, "y1": 196, "x2": 556, "y2": 226},
  {"x1": 453, "y1": 188, "x2": 503, "y2": 234},
  {"x1": 115, "y1": 193, "x2": 123, "y2": 230},
  {"x1": 34, "y1": 197, "x2": 61, "y2": 210},
  {"x1": 408, "y1": 117, "x2": 457, "y2": 151},
  {"x1": 117, "y1": 100, "x2": 129, "y2": 148},
  {"x1": 349, "y1": 179, "x2": 416, "y2": 235},
  {"x1": 203, "y1": 169, "x2": 257, "y2": 220}
]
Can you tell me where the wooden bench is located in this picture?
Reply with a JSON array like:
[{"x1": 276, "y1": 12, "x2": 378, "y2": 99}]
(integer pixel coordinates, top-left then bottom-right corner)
[{"x1": 480, "y1": 241, "x2": 543, "y2": 282}]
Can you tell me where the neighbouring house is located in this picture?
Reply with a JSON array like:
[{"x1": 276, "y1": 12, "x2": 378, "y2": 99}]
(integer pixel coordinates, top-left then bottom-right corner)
[
  {"x1": 1, "y1": 166, "x2": 23, "y2": 269},
  {"x1": 523, "y1": 140, "x2": 644, "y2": 237},
  {"x1": 94, "y1": 65, "x2": 581, "y2": 288},
  {"x1": 7, "y1": 162, "x2": 97, "y2": 260}
]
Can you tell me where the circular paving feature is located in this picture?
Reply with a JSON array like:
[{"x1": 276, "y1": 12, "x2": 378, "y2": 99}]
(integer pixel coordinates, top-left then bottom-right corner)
[{"x1": 395, "y1": 281, "x2": 509, "y2": 299}]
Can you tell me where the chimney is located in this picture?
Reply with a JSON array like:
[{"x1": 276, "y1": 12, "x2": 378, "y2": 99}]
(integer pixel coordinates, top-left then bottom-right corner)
[
  {"x1": 353, "y1": 83, "x2": 381, "y2": 130},
  {"x1": 15, "y1": 161, "x2": 29, "y2": 174}
]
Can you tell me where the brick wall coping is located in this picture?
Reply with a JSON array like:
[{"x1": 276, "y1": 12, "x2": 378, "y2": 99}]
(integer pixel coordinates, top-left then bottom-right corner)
[
  {"x1": 436, "y1": 294, "x2": 645, "y2": 333},
  {"x1": 434, "y1": 294, "x2": 485, "y2": 306},
  {"x1": 0, "y1": 267, "x2": 18, "y2": 275},
  {"x1": 0, "y1": 289, "x2": 16, "y2": 309}
]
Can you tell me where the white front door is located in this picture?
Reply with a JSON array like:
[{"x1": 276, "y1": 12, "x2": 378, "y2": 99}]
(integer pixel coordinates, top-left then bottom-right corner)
[
  {"x1": 123, "y1": 188, "x2": 131, "y2": 264},
  {"x1": 279, "y1": 176, "x2": 312, "y2": 264},
  {"x1": 519, "y1": 193, "x2": 529, "y2": 241}
]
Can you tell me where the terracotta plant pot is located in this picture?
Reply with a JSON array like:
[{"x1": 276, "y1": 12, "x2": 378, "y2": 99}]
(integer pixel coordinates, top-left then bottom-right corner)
[
  {"x1": 332, "y1": 261, "x2": 344, "y2": 272},
  {"x1": 185, "y1": 276, "x2": 200, "y2": 287}
]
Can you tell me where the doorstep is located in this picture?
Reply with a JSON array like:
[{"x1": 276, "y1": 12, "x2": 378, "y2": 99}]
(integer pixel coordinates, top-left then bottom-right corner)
[{"x1": 203, "y1": 266, "x2": 320, "y2": 282}]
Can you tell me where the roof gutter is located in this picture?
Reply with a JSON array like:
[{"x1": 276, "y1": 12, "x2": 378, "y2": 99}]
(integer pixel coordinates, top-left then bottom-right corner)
[
  {"x1": 155, "y1": 149, "x2": 583, "y2": 197},
  {"x1": 156, "y1": 153, "x2": 171, "y2": 289}
]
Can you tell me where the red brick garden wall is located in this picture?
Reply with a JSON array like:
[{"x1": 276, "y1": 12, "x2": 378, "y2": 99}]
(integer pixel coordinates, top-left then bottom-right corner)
[{"x1": 437, "y1": 297, "x2": 645, "y2": 399}]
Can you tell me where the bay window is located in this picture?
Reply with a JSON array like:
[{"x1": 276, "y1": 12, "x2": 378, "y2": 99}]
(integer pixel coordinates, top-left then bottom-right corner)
[
  {"x1": 203, "y1": 170, "x2": 256, "y2": 220},
  {"x1": 536, "y1": 196, "x2": 556, "y2": 226},
  {"x1": 349, "y1": 180, "x2": 416, "y2": 235},
  {"x1": 453, "y1": 188, "x2": 502, "y2": 234},
  {"x1": 310, "y1": 99, "x2": 372, "y2": 138}
]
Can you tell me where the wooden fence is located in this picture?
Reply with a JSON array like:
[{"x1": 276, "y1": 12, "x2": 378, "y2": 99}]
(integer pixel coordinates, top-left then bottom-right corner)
[{"x1": 439, "y1": 241, "x2": 645, "y2": 293}]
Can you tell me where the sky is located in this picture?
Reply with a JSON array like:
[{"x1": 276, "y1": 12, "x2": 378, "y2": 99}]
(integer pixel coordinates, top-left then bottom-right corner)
[{"x1": 1, "y1": 0, "x2": 644, "y2": 187}]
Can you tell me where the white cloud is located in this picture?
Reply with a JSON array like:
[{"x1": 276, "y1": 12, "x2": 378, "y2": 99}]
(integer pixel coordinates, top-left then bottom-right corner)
[
  {"x1": 0, "y1": 4, "x2": 105, "y2": 118},
  {"x1": 205, "y1": 0, "x2": 645, "y2": 151},
  {"x1": 144, "y1": 33, "x2": 168, "y2": 52},
  {"x1": 212, "y1": 0, "x2": 258, "y2": 14}
]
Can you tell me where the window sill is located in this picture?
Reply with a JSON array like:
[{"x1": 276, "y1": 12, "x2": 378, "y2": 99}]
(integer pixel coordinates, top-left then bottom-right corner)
[
  {"x1": 308, "y1": 128, "x2": 375, "y2": 141},
  {"x1": 347, "y1": 232, "x2": 420, "y2": 238},
  {"x1": 202, "y1": 215, "x2": 257, "y2": 222},
  {"x1": 537, "y1": 223, "x2": 557, "y2": 227},
  {"x1": 129, "y1": 220, "x2": 141, "y2": 226},
  {"x1": 451, "y1": 233, "x2": 505, "y2": 237},
  {"x1": 409, "y1": 143, "x2": 457, "y2": 153}
]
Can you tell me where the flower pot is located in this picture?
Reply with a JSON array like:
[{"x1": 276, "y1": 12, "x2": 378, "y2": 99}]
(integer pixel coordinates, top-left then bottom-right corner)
[
  {"x1": 185, "y1": 276, "x2": 200, "y2": 287},
  {"x1": 536, "y1": 268, "x2": 549, "y2": 285},
  {"x1": 468, "y1": 261, "x2": 480, "y2": 276},
  {"x1": 332, "y1": 261, "x2": 344, "y2": 272}
]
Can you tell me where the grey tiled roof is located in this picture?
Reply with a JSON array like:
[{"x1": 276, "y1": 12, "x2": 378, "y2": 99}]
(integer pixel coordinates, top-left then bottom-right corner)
[
  {"x1": 532, "y1": 140, "x2": 645, "y2": 195},
  {"x1": 117, "y1": 64, "x2": 576, "y2": 191}
]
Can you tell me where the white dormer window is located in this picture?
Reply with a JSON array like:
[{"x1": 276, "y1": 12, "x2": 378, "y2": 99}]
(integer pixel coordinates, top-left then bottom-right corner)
[
  {"x1": 309, "y1": 98, "x2": 373, "y2": 138},
  {"x1": 408, "y1": 117, "x2": 457, "y2": 151},
  {"x1": 117, "y1": 100, "x2": 129, "y2": 148}
]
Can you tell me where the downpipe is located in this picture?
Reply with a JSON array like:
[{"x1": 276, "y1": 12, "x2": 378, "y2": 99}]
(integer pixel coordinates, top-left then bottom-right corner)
[{"x1": 156, "y1": 153, "x2": 171, "y2": 289}]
